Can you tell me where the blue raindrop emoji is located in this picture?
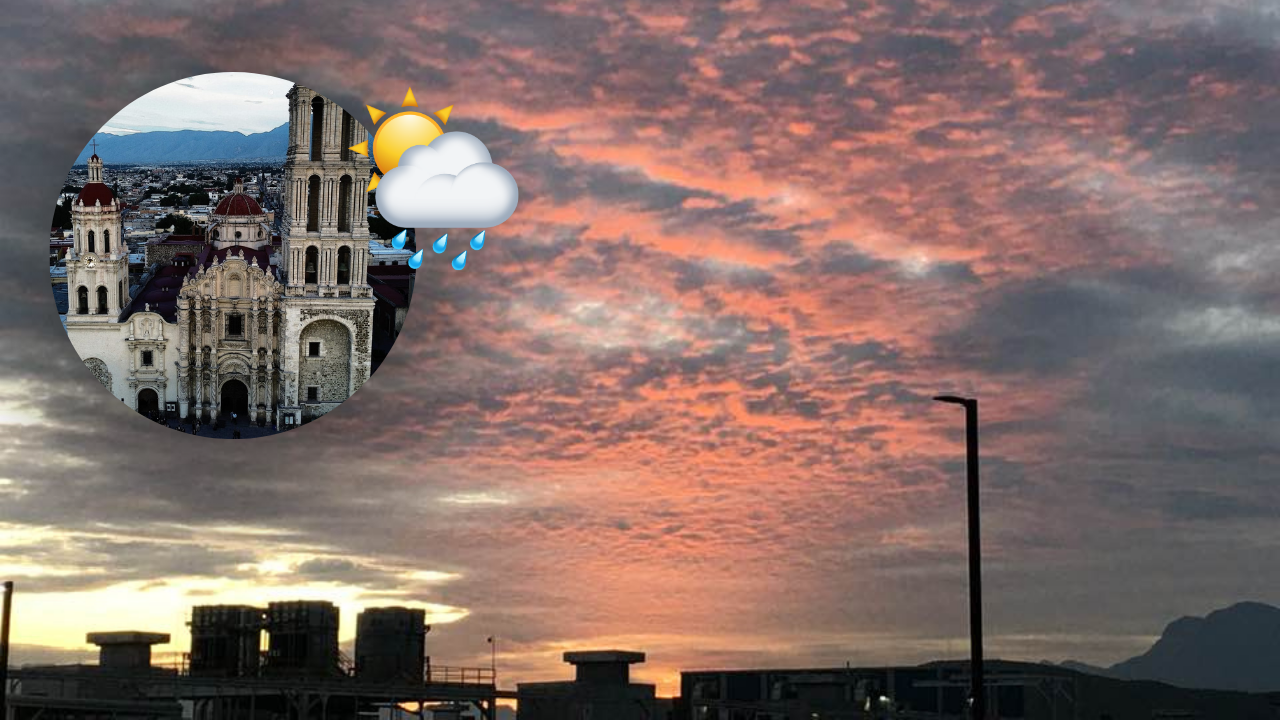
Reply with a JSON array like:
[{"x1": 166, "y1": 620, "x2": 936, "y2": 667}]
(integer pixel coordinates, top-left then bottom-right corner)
[
  {"x1": 391, "y1": 229, "x2": 407, "y2": 250},
  {"x1": 452, "y1": 251, "x2": 468, "y2": 270},
  {"x1": 408, "y1": 249, "x2": 424, "y2": 269},
  {"x1": 470, "y1": 231, "x2": 486, "y2": 250},
  {"x1": 432, "y1": 233, "x2": 448, "y2": 254}
]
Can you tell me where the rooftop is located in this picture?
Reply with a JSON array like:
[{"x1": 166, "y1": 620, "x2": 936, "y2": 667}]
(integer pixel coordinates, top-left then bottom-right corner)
[
  {"x1": 564, "y1": 650, "x2": 646, "y2": 665},
  {"x1": 87, "y1": 631, "x2": 170, "y2": 646}
]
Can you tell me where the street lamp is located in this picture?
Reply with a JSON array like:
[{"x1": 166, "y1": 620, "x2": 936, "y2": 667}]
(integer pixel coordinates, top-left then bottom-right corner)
[
  {"x1": 1, "y1": 581, "x2": 13, "y2": 717},
  {"x1": 933, "y1": 395, "x2": 985, "y2": 720},
  {"x1": 487, "y1": 635, "x2": 496, "y2": 683}
]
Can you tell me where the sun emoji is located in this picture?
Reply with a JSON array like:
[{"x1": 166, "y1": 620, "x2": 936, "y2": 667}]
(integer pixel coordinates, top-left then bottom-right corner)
[{"x1": 348, "y1": 88, "x2": 452, "y2": 191}]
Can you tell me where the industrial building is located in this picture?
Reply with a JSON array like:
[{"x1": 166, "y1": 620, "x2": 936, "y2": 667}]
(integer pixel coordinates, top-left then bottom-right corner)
[
  {"x1": 189, "y1": 605, "x2": 263, "y2": 678},
  {"x1": 517, "y1": 650, "x2": 670, "y2": 720},
  {"x1": 355, "y1": 607, "x2": 429, "y2": 683},
  {"x1": 676, "y1": 660, "x2": 1280, "y2": 719},
  {"x1": 5, "y1": 600, "x2": 500, "y2": 720},
  {"x1": 262, "y1": 601, "x2": 342, "y2": 677},
  {"x1": 6, "y1": 631, "x2": 182, "y2": 720}
]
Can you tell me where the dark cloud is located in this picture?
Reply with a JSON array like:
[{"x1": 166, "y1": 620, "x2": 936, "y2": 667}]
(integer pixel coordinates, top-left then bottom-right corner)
[{"x1": 1163, "y1": 490, "x2": 1278, "y2": 522}]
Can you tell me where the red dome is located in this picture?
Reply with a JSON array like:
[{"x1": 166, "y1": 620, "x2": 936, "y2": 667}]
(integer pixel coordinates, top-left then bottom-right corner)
[
  {"x1": 214, "y1": 192, "x2": 263, "y2": 217},
  {"x1": 76, "y1": 183, "x2": 115, "y2": 206}
]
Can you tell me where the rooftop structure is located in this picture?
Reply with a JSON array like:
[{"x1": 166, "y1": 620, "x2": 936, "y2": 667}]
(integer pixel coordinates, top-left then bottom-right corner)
[
  {"x1": 518, "y1": 649, "x2": 656, "y2": 720},
  {"x1": 354, "y1": 607, "x2": 428, "y2": 683},
  {"x1": 86, "y1": 631, "x2": 170, "y2": 671},
  {"x1": 564, "y1": 650, "x2": 646, "y2": 685}
]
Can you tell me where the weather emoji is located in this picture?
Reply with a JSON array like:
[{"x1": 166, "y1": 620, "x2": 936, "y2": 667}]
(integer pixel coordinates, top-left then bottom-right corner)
[{"x1": 351, "y1": 88, "x2": 519, "y2": 270}]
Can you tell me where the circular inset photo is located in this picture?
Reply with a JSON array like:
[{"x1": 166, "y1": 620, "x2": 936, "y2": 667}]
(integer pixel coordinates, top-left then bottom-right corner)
[{"x1": 48, "y1": 72, "x2": 414, "y2": 437}]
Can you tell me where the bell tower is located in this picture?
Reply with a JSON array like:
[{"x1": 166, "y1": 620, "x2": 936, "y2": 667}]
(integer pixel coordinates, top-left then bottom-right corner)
[
  {"x1": 280, "y1": 85, "x2": 374, "y2": 295},
  {"x1": 277, "y1": 86, "x2": 377, "y2": 426},
  {"x1": 66, "y1": 150, "x2": 129, "y2": 324}
]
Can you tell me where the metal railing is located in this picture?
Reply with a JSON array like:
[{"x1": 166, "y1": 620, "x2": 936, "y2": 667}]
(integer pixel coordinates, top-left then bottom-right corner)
[
  {"x1": 150, "y1": 651, "x2": 494, "y2": 687},
  {"x1": 425, "y1": 665, "x2": 495, "y2": 686}
]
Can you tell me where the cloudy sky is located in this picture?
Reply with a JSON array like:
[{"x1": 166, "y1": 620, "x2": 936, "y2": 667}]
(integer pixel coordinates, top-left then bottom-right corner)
[
  {"x1": 95, "y1": 72, "x2": 292, "y2": 135},
  {"x1": 3, "y1": 0, "x2": 1280, "y2": 698}
]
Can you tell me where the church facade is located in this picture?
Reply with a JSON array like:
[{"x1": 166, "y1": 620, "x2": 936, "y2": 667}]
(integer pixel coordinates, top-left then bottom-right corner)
[{"x1": 61, "y1": 86, "x2": 379, "y2": 428}]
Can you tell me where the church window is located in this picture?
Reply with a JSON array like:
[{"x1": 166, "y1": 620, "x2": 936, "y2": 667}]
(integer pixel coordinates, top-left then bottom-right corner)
[
  {"x1": 340, "y1": 111, "x2": 354, "y2": 160},
  {"x1": 258, "y1": 229, "x2": 264, "y2": 238},
  {"x1": 308, "y1": 341, "x2": 321, "y2": 357},
  {"x1": 88, "y1": 230, "x2": 95, "y2": 254},
  {"x1": 307, "y1": 386, "x2": 319, "y2": 402},
  {"x1": 227, "y1": 314, "x2": 244, "y2": 337},
  {"x1": 310, "y1": 97, "x2": 324, "y2": 161},
  {"x1": 103, "y1": 230, "x2": 110, "y2": 253},
  {"x1": 306, "y1": 175, "x2": 320, "y2": 231},
  {"x1": 142, "y1": 350, "x2": 153, "y2": 366},
  {"x1": 337, "y1": 246, "x2": 351, "y2": 284},
  {"x1": 96, "y1": 286, "x2": 108, "y2": 314},
  {"x1": 235, "y1": 230, "x2": 242, "y2": 239},
  {"x1": 338, "y1": 175, "x2": 353, "y2": 232},
  {"x1": 213, "y1": 229, "x2": 220, "y2": 240},
  {"x1": 118, "y1": 281, "x2": 123, "y2": 307},
  {"x1": 76, "y1": 286, "x2": 88, "y2": 314},
  {"x1": 304, "y1": 246, "x2": 318, "y2": 284}
]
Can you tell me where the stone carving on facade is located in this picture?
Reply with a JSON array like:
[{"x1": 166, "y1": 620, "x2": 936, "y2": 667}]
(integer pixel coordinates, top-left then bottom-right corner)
[
  {"x1": 220, "y1": 355, "x2": 251, "y2": 380},
  {"x1": 138, "y1": 316, "x2": 158, "y2": 339},
  {"x1": 83, "y1": 357, "x2": 112, "y2": 391}
]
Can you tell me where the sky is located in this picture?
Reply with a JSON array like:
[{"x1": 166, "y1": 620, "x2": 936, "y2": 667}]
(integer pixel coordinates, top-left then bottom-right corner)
[
  {"x1": 95, "y1": 72, "x2": 291, "y2": 135},
  {"x1": 2, "y1": 0, "x2": 1280, "y2": 700}
]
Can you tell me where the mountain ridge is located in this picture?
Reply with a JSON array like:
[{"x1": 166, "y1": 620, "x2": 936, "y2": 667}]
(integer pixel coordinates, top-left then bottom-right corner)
[
  {"x1": 1060, "y1": 601, "x2": 1280, "y2": 693},
  {"x1": 75, "y1": 124, "x2": 288, "y2": 165}
]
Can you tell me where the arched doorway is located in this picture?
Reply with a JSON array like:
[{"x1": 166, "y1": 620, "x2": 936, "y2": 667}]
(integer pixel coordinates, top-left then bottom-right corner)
[
  {"x1": 220, "y1": 379, "x2": 249, "y2": 418},
  {"x1": 137, "y1": 388, "x2": 160, "y2": 417}
]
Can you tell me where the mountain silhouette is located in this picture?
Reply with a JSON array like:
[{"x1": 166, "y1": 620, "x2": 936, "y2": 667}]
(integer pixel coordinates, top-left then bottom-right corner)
[
  {"x1": 1062, "y1": 601, "x2": 1280, "y2": 693},
  {"x1": 74, "y1": 124, "x2": 288, "y2": 165}
]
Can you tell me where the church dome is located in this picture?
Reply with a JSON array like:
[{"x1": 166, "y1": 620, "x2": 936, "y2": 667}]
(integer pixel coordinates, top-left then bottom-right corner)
[
  {"x1": 213, "y1": 177, "x2": 263, "y2": 217},
  {"x1": 76, "y1": 183, "x2": 115, "y2": 206},
  {"x1": 214, "y1": 192, "x2": 263, "y2": 217}
]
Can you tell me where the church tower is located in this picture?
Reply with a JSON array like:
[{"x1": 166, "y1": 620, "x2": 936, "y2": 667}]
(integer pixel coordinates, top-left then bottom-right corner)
[
  {"x1": 277, "y1": 86, "x2": 377, "y2": 424},
  {"x1": 66, "y1": 152, "x2": 129, "y2": 324}
]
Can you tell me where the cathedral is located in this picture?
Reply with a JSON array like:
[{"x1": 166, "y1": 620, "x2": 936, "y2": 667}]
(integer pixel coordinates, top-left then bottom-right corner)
[{"x1": 62, "y1": 86, "x2": 383, "y2": 428}]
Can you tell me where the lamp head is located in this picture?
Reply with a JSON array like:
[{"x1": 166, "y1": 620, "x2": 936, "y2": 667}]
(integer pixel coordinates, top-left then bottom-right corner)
[{"x1": 933, "y1": 394, "x2": 975, "y2": 406}]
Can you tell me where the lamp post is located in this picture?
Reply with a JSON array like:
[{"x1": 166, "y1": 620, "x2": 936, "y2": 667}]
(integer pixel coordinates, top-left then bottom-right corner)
[
  {"x1": 1, "y1": 581, "x2": 13, "y2": 718},
  {"x1": 487, "y1": 635, "x2": 496, "y2": 683},
  {"x1": 933, "y1": 395, "x2": 984, "y2": 720}
]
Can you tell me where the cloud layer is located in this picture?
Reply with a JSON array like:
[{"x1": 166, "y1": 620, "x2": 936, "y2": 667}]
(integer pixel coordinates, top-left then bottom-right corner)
[
  {"x1": 2, "y1": 0, "x2": 1280, "y2": 697},
  {"x1": 379, "y1": 133, "x2": 519, "y2": 228}
]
